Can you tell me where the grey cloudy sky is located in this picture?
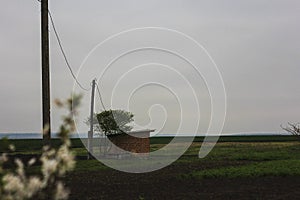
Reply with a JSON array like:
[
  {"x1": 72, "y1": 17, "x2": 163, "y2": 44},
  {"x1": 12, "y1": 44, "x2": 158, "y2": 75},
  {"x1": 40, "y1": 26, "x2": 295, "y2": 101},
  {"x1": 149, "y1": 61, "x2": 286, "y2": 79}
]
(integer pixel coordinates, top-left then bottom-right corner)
[{"x1": 0, "y1": 0, "x2": 299, "y2": 134}]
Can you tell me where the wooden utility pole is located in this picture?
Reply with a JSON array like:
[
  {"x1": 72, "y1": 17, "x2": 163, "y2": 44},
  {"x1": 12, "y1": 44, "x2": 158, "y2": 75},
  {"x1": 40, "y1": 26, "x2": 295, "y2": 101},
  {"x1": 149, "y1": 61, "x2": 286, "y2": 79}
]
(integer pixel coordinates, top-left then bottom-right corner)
[
  {"x1": 88, "y1": 79, "x2": 96, "y2": 159},
  {"x1": 41, "y1": 0, "x2": 51, "y2": 142}
]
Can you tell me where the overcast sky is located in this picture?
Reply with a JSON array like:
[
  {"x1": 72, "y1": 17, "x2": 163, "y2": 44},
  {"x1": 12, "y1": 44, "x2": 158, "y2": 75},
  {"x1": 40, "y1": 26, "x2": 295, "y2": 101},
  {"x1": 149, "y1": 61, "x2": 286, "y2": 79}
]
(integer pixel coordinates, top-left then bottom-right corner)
[{"x1": 0, "y1": 0, "x2": 299, "y2": 135}]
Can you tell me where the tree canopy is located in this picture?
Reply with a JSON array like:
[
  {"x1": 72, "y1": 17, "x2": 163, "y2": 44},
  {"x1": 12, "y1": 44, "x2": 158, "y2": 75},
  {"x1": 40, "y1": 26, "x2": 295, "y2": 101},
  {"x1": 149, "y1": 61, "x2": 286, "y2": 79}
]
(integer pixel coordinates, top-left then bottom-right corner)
[{"x1": 96, "y1": 110, "x2": 134, "y2": 136}]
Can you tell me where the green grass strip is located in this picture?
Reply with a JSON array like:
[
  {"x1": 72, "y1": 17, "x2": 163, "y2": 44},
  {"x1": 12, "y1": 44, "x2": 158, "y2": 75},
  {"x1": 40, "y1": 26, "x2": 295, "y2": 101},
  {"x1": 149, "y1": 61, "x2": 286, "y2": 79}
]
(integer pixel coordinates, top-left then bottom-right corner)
[{"x1": 186, "y1": 159, "x2": 300, "y2": 179}]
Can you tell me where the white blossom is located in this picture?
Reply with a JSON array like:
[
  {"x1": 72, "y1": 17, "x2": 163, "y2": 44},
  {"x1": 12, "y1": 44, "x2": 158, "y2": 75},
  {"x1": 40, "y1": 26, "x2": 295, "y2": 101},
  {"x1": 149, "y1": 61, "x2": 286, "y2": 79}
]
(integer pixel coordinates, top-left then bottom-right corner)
[
  {"x1": 26, "y1": 177, "x2": 42, "y2": 198},
  {"x1": 28, "y1": 158, "x2": 36, "y2": 166},
  {"x1": 3, "y1": 174, "x2": 24, "y2": 195},
  {"x1": 57, "y1": 145, "x2": 75, "y2": 175},
  {"x1": 14, "y1": 159, "x2": 25, "y2": 179},
  {"x1": 54, "y1": 182, "x2": 69, "y2": 200},
  {"x1": 41, "y1": 158, "x2": 58, "y2": 177},
  {"x1": 0, "y1": 153, "x2": 8, "y2": 163},
  {"x1": 8, "y1": 144, "x2": 15, "y2": 151}
]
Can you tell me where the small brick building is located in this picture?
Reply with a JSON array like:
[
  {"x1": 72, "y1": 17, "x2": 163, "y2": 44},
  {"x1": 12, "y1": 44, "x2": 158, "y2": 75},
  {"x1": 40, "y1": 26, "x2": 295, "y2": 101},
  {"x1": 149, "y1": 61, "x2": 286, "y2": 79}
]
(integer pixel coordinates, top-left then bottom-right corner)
[{"x1": 107, "y1": 129, "x2": 154, "y2": 156}]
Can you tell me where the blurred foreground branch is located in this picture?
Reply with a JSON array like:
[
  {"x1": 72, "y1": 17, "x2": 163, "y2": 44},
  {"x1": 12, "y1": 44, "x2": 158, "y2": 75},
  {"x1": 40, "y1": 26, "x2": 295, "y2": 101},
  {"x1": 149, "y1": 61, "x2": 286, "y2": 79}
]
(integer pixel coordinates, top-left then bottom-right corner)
[{"x1": 0, "y1": 94, "x2": 82, "y2": 200}]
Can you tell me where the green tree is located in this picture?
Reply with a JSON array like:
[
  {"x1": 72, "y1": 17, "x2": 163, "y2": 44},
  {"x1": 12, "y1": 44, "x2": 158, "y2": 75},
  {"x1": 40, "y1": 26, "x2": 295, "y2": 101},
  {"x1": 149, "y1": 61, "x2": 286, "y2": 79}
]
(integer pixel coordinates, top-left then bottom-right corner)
[{"x1": 96, "y1": 110, "x2": 134, "y2": 135}]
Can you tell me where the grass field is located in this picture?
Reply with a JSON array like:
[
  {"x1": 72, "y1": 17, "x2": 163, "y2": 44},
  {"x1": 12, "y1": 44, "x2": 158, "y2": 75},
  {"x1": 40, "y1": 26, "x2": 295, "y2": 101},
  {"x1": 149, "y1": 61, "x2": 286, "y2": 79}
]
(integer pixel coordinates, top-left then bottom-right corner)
[
  {"x1": 2, "y1": 136, "x2": 300, "y2": 176},
  {"x1": 1, "y1": 135, "x2": 300, "y2": 199}
]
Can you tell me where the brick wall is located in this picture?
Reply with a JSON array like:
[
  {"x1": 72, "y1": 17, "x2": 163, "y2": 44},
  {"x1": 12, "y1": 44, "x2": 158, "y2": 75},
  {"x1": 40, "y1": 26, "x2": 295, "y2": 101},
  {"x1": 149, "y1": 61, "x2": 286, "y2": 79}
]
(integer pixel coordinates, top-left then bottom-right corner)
[{"x1": 107, "y1": 130, "x2": 153, "y2": 155}]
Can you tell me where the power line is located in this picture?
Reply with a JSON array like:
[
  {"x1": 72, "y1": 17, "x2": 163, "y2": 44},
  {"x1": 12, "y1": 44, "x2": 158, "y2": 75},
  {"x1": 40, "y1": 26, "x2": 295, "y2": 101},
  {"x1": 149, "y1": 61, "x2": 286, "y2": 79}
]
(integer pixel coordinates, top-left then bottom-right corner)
[
  {"x1": 95, "y1": 82, "x2": 106, "y2": 111},
  {"x1": 48, "y1": 10, "x2": 90, "y2": 91},
  {"x1": 37, "y1": 1, "x2": 107, "y2": 112}
]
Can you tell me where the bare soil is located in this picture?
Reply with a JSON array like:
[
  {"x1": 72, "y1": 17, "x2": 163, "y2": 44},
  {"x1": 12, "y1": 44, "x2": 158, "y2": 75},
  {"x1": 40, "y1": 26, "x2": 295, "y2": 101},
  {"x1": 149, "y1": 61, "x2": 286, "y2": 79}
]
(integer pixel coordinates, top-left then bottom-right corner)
[{"x1": 66, "y1": 161, "x2": 300, "y2": 200}]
